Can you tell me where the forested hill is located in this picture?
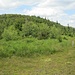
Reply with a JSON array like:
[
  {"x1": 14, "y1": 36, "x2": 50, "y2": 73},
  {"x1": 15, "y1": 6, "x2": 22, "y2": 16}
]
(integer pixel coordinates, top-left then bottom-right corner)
[{"x1": 0, "y1": 14, "x2": 75, "y2": 41}]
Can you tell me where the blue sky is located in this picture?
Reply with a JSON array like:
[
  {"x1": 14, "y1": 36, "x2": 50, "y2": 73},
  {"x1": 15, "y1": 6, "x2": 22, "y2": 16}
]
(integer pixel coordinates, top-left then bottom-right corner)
[
  {"x1": 65, "y1": 10, "x2": 75, "y2": 15},
  {"x1": 0, "y1": 0, "x2": 75, "y2": 27},
  {"x1": 0, "y1": 5, "x2": 32, "y2": 14}
]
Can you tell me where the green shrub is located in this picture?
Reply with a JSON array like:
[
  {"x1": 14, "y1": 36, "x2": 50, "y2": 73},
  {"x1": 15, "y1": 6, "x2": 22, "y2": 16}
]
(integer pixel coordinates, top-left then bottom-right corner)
[
  {"x1": 63, "y1": 36, "x2": 68, "y2": 40},
  {"x1": 2, "y1": 26, "x2": 19, "y2": 41},
  {"x1": 58, "y1": 36, "x2": 62, "y2": 42},
  {"x1": 0, "y1": 38, "x2": 65, "y2": 58}
]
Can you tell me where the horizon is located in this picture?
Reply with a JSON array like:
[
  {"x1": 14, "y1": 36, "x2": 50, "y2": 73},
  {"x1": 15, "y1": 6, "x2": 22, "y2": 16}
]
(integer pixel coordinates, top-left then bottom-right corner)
[{"x1": 0, "y1": 0, "x2": 75, "y2": 28}]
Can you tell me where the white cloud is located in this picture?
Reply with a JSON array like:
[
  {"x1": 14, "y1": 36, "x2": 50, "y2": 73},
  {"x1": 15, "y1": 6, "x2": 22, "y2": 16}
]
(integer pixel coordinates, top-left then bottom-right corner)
[
  {"x1": 0, "y1": 0, "x2": 39, "y2": 9},
  {"x1": 24, "y1": 0, "x2": 75, "y2": 27},
  {"x1": 0, "y1": 0, "x2": 22, "y2": 9},
  {"x1": 0, "y1": 0, "x2": 75, "y2": 27}
]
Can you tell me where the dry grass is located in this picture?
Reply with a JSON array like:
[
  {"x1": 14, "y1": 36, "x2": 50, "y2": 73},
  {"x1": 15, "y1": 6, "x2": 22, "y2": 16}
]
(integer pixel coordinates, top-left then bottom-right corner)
[{"x1": 0, "y1": 46, "x2": 75, "y2": 75}]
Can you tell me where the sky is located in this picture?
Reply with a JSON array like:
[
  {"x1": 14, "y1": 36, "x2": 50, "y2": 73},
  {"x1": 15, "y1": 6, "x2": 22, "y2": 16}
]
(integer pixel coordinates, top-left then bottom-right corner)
[{"x1": 0, "y1": 0, "x2": 75, "y2": 28}]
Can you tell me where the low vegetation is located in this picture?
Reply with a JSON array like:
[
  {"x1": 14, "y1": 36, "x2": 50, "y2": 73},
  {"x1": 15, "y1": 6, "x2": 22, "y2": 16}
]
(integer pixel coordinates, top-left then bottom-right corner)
[
  {"x1": 0, "y1": 14, "x2": 75, "y2": 75},
  {"x1": 0, "y1": 37, "x2": 75, "y2": 75}
]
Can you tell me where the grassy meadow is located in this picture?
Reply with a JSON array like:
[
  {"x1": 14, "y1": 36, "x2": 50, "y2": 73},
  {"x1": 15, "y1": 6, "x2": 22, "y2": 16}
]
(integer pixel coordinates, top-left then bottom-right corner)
[
  {"x1": 0, "y1": 14, "x2": 75, "y2": 75},
  {"x1": 0, "y1": 37, "x2": 75, "y2": 75}
]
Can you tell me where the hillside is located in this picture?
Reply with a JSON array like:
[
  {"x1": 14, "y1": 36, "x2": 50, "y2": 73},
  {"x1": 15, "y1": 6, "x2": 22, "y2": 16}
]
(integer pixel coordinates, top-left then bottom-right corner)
[
  {"x1": 0, "y1": 14, "x2": 75, "y2": 75},
  {"x1": 0, "y1": 14, "x2": 75, "y2": 41}
]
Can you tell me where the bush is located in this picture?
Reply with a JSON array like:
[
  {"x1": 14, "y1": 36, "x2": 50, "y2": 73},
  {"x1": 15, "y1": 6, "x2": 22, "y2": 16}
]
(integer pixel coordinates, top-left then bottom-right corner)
[
  {"x1": 58, "y1": 36, "x2": 62, "y2": 42},
  {"x1": 0, "y1": 38, "x2": 63, "y2": 58},
  {"x1": 63, "y1": 36, "x2": 68, "y2": 40},
  {"x1": 2, "y1": 26, "x2": 19, "y2": 41}
]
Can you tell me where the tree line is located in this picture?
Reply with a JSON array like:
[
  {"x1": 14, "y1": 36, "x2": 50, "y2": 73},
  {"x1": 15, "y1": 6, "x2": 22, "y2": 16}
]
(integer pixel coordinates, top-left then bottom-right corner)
[{"x1": 0, "y1": 14, "x2": 75, "y2": 41}]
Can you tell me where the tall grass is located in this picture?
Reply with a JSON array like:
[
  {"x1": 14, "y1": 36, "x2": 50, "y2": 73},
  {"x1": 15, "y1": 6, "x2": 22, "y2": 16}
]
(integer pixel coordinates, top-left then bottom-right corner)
[{"x1": 0, "y1": 38, "x2": 72, "y2": 58}]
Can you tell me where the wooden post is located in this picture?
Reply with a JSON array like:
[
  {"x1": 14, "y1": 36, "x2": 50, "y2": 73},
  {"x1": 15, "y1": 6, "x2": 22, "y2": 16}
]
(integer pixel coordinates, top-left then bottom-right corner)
[{"x1": 72, "y1": 40, "x2": 74, "y2": 47}]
